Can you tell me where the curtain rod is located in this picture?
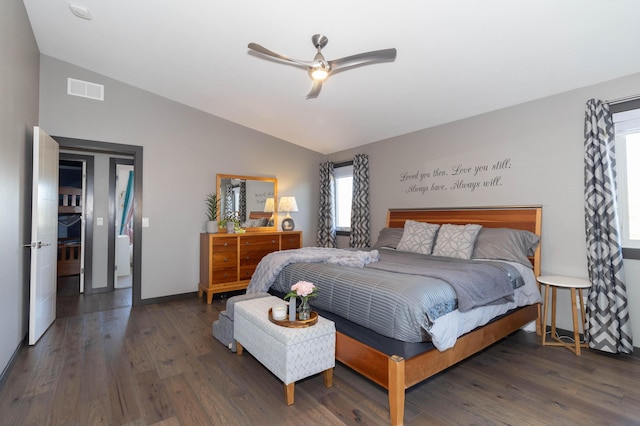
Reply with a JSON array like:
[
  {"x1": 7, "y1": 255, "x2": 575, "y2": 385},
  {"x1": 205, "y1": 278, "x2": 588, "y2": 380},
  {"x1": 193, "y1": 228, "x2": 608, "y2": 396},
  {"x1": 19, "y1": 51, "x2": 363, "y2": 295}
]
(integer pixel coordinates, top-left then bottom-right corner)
[{"x1": 605, "y1": 94, "x2": 640, "y2": 105}]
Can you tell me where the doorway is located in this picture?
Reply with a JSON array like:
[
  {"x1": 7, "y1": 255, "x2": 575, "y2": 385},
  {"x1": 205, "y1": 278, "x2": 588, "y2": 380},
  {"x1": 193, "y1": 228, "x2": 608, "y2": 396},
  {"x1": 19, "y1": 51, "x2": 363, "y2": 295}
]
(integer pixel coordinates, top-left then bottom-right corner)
[
  {"x1": 109, "y1": 159, "x2": 134, "y2": 292},
  {"x1": 53, "y1": 136, "x2": 143, "y2": 308},
  {"x1": 56, "y1": 154, "x2": 93, "y2": 298}
]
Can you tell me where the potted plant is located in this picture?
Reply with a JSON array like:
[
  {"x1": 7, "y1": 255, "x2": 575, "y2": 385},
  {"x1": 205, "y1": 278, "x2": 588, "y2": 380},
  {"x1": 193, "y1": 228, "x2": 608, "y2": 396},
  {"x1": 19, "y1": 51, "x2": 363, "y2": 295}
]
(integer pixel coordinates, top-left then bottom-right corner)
[
  {"x1": 205, "y1": 193, "x2": 219, "y2": 233},
  {"x1": 220, "y1": 211, "x2": 240, "y2": 233}
]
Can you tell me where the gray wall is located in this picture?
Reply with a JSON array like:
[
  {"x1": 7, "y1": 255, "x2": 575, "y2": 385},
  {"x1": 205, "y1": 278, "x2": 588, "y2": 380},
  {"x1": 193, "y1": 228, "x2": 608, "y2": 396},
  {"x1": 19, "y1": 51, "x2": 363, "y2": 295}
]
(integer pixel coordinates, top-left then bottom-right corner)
[
  {"x1": 39, "y1": 56, "x2": 323, "y2": 300},
  {"x1": 0, "y1": 0, "x2": 40, "y2": 375},
  {"x1": 329, "y1": 72, "x2": 640, "y2": 340}
]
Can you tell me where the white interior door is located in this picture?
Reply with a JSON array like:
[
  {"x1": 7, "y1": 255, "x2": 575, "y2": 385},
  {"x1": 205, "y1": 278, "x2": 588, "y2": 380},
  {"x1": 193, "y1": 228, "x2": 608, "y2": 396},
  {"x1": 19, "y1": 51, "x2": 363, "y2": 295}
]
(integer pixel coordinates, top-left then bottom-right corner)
[{"x1": 29, "y1": 127, "x2": 59, "y2": 345}]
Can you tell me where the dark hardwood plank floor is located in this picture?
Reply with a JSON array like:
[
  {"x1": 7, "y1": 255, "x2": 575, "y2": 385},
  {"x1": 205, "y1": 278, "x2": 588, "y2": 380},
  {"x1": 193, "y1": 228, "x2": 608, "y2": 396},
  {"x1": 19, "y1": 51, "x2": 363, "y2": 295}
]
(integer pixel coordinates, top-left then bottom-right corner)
[
  {"x1": 56, "y1": 275, "x2": 132, "y2": 318},
  {"x1": 2, "y1": 294, "x2": 639, "y2": 425}
]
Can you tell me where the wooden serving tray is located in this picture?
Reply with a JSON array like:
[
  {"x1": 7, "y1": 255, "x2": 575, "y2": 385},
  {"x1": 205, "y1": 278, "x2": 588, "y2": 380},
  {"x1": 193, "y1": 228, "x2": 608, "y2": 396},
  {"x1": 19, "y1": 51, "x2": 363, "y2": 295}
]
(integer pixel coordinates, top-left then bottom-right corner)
[{"x1": 268, "y1": 308, "x2": 318, "y2": 328}]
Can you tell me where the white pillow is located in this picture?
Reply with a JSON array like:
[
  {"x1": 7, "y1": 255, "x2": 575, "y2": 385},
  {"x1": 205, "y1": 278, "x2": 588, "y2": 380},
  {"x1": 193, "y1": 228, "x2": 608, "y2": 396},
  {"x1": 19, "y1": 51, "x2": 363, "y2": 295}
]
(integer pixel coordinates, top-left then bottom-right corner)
[
  {"x1": 432, "y1": 224, "x2": 482, "y2": 259},
  {"x1": 396, "y1": 220, "x2": 440, "y2": 255}
]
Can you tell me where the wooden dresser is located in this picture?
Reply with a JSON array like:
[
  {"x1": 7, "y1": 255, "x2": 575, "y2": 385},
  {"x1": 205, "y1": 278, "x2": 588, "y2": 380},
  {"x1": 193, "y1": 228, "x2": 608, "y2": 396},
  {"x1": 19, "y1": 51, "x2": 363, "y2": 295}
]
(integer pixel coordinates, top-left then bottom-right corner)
[{"x1": 198, "y1": 231, "x2": 302, "y2": 304}]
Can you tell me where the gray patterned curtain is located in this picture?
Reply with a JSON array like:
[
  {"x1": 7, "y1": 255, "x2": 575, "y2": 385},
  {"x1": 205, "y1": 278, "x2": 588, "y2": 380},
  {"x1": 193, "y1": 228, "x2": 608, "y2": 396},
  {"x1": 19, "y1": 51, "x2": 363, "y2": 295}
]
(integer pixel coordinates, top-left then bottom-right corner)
[
  {"x1": 239, "y1": 181, "x2": 247, "y2": 221},
  {"x1": 224, "y1": 184, "x2": 233, "y2": 219},
  {"x1": 584, "y1": 98, "x2": 633, "y2": 354},
  {"x1": 317, "y1": 161, "x2": 336, "y2": 247},
  {"x1": 349, "y1": 154, "x2": 370, "y2": 248}
]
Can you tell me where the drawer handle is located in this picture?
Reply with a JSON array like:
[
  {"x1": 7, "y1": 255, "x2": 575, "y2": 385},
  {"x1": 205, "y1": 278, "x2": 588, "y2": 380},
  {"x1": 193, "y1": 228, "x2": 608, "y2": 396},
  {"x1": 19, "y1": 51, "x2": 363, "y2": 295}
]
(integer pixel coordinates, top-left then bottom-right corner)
[
  {"x1": 223, "y1": 273, "x2": 228, "y2": 277},
  {"x1": 224, "y1": 242, "x2": 228, "y2": 247},
  {"x1": 272, "y1": 240, "x2": 276, "y2": 244},
  {"x1": 224, "y1": 258, "x2": 228, "y2": 262}
]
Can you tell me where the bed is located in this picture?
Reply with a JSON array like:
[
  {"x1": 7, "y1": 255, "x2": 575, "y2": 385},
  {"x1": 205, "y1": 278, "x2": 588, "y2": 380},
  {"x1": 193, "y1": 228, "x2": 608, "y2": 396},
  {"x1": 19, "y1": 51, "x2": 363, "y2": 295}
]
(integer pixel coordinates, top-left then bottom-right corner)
[
  {"x1": 248, "y1": 205, "x2": 542, "y2": 425},
  {"x1": 57, "y1": 186, "x2": 83, "y2": 277}
]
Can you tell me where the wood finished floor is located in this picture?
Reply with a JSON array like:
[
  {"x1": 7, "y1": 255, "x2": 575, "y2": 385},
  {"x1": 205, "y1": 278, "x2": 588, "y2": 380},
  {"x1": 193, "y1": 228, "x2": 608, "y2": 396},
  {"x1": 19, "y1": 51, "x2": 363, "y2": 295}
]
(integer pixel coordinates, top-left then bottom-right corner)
[
  {"x1": 1, "y1": 293, "x2": 639, "y2": 426},
  {"x1": 56, "y1": 275, "x2": 132, "y2": 319}
]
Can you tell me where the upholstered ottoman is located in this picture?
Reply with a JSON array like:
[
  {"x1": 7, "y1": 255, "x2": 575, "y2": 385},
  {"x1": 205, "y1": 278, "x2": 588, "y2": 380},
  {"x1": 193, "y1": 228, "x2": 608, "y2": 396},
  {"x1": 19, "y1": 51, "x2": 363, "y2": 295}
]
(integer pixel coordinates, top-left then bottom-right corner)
[
  {"x1": 234, "y1": 296, "x2": 336, "y2": 405},
  {"x1": 212, "y1": 292, "x2": 270, "y2": 352}
]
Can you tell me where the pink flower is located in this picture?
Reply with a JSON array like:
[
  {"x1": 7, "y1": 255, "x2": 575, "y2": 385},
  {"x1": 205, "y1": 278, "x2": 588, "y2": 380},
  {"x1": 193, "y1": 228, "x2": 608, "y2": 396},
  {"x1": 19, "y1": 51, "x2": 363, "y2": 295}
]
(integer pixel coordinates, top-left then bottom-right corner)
[{"x1": 291, "y1": 281, "x2": 316, "y2": 298}]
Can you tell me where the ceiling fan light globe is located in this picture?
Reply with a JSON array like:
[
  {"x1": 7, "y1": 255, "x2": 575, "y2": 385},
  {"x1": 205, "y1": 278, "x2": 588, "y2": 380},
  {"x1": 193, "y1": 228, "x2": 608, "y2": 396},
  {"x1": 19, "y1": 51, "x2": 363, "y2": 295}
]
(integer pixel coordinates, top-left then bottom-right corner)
[{"x1": 311, "y1": 68, "x2": 329, "y2": 81}]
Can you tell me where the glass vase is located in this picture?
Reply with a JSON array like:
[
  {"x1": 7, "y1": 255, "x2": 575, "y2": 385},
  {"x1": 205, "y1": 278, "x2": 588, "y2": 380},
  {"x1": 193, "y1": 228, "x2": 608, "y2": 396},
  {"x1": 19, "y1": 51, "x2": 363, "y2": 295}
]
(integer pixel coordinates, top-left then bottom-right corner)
[{"x1": 298, "y1": 297, "x2": 311, "y2": 321}]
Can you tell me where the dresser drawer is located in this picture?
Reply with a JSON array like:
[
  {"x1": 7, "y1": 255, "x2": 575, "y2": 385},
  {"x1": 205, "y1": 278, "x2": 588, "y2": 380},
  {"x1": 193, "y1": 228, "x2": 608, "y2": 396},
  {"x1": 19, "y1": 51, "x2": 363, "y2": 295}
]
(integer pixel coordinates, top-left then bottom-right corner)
[
  {"x1": 239, "y1": 235, "x2": 279, "y2": 252},
  {"x1": 212, "y1": 252, "x2": 238, "y2": 269},
  {"x1": 239, "y1": 248, "x2": 272, "y2": 267},
  {"x1": 211, "y1": 267, "x2": 238, "y2": 284},
  {"x1": 212, "y1": 237, "x2": 237, "y2": 252},
  {"x1": 281, "y1": 233, "x2": 301, "y2": 250},
  {"x1": 239, "y1": 265, "x2": 258, "y2": 281}
]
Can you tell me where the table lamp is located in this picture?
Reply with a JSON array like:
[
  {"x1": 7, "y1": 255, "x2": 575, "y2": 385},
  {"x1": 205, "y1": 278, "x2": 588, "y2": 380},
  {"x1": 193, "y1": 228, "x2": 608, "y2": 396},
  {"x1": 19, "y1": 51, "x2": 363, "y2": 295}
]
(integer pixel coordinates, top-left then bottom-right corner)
[{"x1": 277, "y1": 196, "x2": 298, "y2": 231}]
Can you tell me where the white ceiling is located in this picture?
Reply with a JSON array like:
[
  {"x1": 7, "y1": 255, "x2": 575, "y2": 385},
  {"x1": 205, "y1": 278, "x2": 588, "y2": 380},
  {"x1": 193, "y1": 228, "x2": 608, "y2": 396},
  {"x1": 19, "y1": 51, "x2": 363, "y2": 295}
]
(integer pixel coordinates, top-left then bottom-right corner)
[{"x1": 23, "y1": 0, "x2": 640, "y2": 154}]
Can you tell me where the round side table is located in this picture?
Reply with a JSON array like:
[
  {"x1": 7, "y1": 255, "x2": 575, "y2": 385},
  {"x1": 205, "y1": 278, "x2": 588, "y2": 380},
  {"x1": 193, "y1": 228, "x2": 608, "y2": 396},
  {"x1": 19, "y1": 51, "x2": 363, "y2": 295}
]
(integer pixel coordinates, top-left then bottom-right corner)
[{"x1": 538, "y1": 275, "x2": 590, "y2": 356}]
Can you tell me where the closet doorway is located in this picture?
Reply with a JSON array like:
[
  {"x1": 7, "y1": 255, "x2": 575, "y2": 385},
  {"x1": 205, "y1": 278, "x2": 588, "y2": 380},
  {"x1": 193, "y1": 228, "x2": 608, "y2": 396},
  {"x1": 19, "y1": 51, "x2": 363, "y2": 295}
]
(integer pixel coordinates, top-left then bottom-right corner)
[{"x1": 57, "y1": 154, "x2": 93, "y2": 298}]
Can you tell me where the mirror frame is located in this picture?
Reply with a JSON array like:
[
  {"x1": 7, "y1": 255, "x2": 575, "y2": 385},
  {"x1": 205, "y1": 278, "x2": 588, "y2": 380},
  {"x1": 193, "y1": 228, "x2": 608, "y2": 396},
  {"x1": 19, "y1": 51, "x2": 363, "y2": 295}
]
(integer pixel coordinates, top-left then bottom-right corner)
[{"x1": 216, "y1": 173, "x2": 278, "y2": 232}]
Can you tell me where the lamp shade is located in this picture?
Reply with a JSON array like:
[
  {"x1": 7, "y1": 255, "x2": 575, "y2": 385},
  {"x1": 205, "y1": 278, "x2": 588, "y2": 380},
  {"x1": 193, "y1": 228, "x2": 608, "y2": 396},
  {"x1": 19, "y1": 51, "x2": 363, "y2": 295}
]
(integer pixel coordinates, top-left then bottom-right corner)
[
  {"x1": 263, "y1": 197, "x2": 274, "y2": 213},
  {"x1": 277, "y1": 196, "x2": 298, "y2": 213}
]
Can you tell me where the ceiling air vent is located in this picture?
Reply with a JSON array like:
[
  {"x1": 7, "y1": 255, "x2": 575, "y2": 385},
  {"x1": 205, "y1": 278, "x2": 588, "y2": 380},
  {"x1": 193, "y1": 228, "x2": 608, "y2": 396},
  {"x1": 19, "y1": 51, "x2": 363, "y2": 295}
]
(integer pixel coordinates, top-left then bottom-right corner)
[{"x1": 67, "y1": 78, "x2": 104, "y2": 101}]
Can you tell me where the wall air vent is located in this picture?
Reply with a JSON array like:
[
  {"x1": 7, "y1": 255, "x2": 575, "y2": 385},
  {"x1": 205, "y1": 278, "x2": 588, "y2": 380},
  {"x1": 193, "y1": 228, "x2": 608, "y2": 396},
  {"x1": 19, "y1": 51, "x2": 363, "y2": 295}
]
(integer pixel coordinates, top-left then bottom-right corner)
[{"x1": 67, "y1": 78, "x2": 104, "y2": 101}]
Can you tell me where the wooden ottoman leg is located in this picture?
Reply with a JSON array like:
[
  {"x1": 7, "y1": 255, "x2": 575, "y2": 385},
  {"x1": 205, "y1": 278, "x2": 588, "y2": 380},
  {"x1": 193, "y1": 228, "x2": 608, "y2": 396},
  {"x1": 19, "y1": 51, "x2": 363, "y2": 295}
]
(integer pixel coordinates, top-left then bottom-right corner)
[
  {"x1": 284, "y1": 382, "x2": 295, "y2": 405},
  {"x1": 323, "y1": 368, "x2": 333, "y2": 388},
  {"x1": 236, "y1": 341, "x2": 243, "y2": 355}
]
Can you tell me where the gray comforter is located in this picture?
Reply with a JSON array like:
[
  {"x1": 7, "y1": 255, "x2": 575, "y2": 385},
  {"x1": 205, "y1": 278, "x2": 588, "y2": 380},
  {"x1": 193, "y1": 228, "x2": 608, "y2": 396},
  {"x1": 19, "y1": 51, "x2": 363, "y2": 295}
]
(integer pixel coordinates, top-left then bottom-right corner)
[
  {"x1": 248, "y1": 247, "x2": 524, "y2": 343},
  {"x1": 367, "y1": 249, "x2": 522, "y2": 312}
]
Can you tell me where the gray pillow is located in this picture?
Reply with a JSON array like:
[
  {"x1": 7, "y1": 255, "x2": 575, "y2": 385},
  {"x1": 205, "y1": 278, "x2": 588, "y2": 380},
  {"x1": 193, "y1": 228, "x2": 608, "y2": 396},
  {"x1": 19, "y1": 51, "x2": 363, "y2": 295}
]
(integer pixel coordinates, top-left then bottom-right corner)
[
  {"x1": 472, "y1": 227, "x2": 540, "y2": 267},
  {"x1": 373, "y1": 227, "x2": 404, "y2": 249},
  {"x1": 396, "y1": 220, "x2": 440, "y2": 255},
  {"x1": 241, "y1": 218, "x2": 268, "y2": 228},
  {"x1": 432, "y1": 223, "x2": 482, "y2": 259}
]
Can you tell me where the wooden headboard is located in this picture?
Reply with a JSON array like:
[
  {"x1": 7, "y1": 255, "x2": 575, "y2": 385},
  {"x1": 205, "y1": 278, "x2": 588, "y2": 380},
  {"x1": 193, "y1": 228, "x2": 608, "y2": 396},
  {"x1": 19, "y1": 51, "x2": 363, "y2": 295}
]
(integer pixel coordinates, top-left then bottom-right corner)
[
  {"x1": 386, "y1": 205, "x2": 542, "y2": 276},
  {"x1": 249, "y1": 211, "x2": 272, "y2": 220}
]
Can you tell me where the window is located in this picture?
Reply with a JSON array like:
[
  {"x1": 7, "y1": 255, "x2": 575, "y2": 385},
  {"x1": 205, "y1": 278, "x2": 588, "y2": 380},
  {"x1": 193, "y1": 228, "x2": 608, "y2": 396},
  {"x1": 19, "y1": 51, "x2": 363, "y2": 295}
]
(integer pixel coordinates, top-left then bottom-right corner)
[
  {"x1": 612, "y1": 103, "x2": 640, "y2": 252},
  {"x1": 334, "y1": 163, "x2": 353, "y2": 233}
]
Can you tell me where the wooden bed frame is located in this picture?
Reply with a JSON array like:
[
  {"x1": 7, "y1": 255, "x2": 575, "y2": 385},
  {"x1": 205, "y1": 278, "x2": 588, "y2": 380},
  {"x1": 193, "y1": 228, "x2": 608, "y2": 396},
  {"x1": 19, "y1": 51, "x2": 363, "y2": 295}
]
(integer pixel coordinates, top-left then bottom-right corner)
[
  {"x1": 334, "y1": 206, "x2": 542, "y2": 425},
  {"x1": 249, "y1": 211, "x2": 272, "y2": 221}
]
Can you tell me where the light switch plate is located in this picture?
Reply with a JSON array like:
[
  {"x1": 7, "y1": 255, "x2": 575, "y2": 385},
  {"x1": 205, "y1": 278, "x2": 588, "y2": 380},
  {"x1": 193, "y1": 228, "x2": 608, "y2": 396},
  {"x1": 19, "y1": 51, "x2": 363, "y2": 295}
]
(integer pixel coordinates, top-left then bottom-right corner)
[
  {"x1": 142, "y1": 217, "x2": 149, "y2": 228},
  {"x1": 96, "y1": 217, "x2": 103, "y2": 226}
]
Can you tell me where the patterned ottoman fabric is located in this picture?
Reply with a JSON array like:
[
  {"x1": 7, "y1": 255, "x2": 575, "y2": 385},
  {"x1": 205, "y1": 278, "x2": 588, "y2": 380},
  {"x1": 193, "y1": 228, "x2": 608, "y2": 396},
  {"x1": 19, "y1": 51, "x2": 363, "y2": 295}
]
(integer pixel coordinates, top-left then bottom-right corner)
[{"x1": 234, "y1": 296, "x2": 336, "y2": 386}]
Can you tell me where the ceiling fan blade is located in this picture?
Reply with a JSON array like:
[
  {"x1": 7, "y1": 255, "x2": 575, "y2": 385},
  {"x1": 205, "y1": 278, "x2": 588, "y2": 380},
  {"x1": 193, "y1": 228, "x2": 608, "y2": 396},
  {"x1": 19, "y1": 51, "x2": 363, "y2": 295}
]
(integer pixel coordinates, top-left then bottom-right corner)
[
  {"x1": 248, "y1": 43, "x2": 316, "y2": 67},
  {"x1": 306, "y1": 80, "x2": 323, "y2": 99},
  {"x1": 329, "y1": 48, "x2": 397, "y2": 72}
]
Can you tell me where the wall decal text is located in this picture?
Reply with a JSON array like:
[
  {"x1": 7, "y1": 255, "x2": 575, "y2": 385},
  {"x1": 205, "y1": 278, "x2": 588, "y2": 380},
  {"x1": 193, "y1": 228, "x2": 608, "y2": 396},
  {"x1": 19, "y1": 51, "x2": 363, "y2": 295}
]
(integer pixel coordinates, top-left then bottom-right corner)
[{"x1": 400, "y1": 158, "x2": 512, "y2": 195}]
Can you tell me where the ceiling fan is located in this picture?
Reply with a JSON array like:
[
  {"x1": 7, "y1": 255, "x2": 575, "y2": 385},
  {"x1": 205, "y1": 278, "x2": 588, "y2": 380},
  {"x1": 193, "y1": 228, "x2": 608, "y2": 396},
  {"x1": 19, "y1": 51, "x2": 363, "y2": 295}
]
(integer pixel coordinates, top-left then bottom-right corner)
[{"x1": 248, "y1": 34, "x2": 397, "y2": 99}]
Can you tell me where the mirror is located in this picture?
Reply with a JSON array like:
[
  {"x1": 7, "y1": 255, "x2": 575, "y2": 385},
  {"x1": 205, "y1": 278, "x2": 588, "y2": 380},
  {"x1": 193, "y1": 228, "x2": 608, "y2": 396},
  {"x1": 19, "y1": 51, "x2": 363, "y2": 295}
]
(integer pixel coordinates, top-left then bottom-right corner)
[{"x1": 216, "y1": 174, "x2": 277, "y2": 231}]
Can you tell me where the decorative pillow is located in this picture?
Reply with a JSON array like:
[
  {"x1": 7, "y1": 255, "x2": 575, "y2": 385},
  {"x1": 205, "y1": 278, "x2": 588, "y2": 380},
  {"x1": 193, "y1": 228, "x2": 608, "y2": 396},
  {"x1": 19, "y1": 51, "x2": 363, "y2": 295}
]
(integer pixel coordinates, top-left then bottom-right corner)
[
  {"x1": 373, "y1": 227, "x2": 404, "y2": 249},
  {"x1": 241, "y1": 218, "x2": 268, "y2": 228},
  {"x1": 396, "y1": 220, "x2": 440, "y2": 255},
  {"x1": 472, "y1": 228, "x2": 540, "y2": 267},
  {"x1": 432, "y1": 223, "x2": 482, "y2": 259}
]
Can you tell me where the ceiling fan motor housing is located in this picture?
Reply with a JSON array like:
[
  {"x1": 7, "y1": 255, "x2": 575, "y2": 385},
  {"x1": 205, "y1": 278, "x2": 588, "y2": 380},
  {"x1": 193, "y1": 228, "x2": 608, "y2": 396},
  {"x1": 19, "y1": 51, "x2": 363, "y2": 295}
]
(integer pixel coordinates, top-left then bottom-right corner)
[{"x1": 312, "y1": 34, "x2": 329, "y2": 50}]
